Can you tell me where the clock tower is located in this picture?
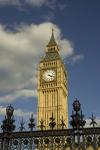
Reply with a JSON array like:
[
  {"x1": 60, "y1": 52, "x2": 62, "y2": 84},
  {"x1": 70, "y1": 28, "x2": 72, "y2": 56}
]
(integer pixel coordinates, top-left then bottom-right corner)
[{"x1": 37, "y1": 30, "x2": 68, "y2": 129}]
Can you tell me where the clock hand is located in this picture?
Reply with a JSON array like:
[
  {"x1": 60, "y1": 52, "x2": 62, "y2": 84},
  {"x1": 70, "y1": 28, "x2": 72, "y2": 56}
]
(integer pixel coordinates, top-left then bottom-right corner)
[{"x1": 48, "y1": 74, "x2": 53, "y2": 77}]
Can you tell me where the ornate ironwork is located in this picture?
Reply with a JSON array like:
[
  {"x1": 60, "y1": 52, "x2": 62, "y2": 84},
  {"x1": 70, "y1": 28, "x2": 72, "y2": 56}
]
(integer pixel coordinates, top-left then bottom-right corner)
[
  {"x1": 19, "y1": 118, "x2": 25, "y2": 131},
  {"x1": 0, "y1": 100, "x2": 100, "y2": 150},
  {"x1": 60, "y1": 116, "x2": 66, "y2": 129},
  {"x1": 28, "y1": 114, "x2": 35, "y2": 131},
  {"x1": 90, "y1": 113, "x2": 97, "y2": 127},
  {"x1": 49, "y1": 112, "x2": 56, "y2": 130},
  {"x1": 38, "y1": 119, "x2": 45, "y2": 130}
]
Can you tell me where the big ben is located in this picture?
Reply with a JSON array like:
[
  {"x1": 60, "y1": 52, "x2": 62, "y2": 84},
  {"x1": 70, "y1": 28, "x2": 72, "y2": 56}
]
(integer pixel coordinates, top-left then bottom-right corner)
[{"x1": 37, "y1": 30, "x2": 68, "y2": 129}]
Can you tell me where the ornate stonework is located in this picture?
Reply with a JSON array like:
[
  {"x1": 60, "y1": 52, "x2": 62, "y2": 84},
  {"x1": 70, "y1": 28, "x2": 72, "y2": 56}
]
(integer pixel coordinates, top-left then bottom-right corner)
[{"x1": 37, "y1": 30, "x2": 68, "y2": 129}]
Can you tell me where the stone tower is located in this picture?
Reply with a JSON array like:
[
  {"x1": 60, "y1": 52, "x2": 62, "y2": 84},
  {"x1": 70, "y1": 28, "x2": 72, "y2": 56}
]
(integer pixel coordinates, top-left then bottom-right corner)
[{"x1": 37, "y1": 30, "x2": 68, "y2": 129}]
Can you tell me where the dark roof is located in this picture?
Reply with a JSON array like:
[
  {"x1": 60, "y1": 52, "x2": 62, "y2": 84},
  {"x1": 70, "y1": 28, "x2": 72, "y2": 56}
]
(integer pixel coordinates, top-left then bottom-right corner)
[
  {"x1": 47, "y1": 29, "x2": 57, "y2": 47},
  {"x1": 41, "y1": 51, "x2": 61, "y2": 62}
]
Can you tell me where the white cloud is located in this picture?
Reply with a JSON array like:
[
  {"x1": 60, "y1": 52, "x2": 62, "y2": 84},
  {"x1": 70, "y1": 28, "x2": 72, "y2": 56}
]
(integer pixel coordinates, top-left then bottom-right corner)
[
  {"x1": 58, "y1": 3, "x2": 68, "y2": 10},
  {"x1": 0, "y1": 0, "x2": 67, "y2": 14},
  {"x1": 0, "y1": 89, "x2": 37, "y2": 103},
  {"x1": 0, "y1": 105, "x2": 36, "y2": 118},
  {"x1": 0, "y1": 0, "x2": 20, "y2": 5},
  {"x1": 0, "y1": 22, "x2": 74, "y2": 103},
  {"x1": 42, "y1": 11, "x2": 55, "y2": 21},
  {"x1": 60, "y1": 39, "x2": 74, "y2": 57},
  {"x1": 85, "y1": 118, "x2": 100, "y2": 127},
  {"x1": 0, "y1": 0, "x2": 59, "y2": 9},
  {"x1": 14, "y1": 108, "x2": 37, "y2": 118},
  {"x1": 0, "y1": 106, "x2": 6, "y2": 115},
  {"x1": 71, "y1": 54, "x2": 84, "y2": 63},
  {"x1": 0, "y1": 0, "x2": 53, "y2": 7},
  {"x1": 25, "y1": 0, "x2": 48, "y2": 7}
]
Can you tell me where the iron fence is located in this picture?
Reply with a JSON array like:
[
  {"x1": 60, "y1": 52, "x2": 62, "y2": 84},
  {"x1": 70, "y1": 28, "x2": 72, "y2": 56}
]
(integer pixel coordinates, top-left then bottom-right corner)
[{"x1": 0, "y1": 99, "x2": 100, "y2": 150}]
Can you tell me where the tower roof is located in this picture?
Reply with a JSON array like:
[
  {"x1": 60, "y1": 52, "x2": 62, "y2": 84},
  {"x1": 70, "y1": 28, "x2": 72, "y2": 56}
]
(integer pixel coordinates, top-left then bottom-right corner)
[
  {"x1": 41, "y1": 51, "x2": 60, "y2": 62},
  {"x1": 47, "y1": 29, "x2": 57, "y2": 47}
]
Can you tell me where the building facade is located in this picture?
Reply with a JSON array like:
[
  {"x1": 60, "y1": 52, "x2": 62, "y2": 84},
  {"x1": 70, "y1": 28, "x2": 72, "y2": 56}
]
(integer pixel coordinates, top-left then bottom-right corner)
[{"x1": 37, "y1": 30, "x2": 68, "y2": 129}]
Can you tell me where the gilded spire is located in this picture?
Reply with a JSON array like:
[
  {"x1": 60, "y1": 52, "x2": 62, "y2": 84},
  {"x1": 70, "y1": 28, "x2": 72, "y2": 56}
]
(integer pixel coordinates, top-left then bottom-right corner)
[{"x1": 47, "y1": 28, "x2": 57, "y2": 47}]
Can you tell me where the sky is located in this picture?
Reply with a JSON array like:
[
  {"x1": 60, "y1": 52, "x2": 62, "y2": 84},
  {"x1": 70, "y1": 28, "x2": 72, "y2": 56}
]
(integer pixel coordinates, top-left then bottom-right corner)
[{"x1": 0, "y1": 0, "x2": 100, "y2": 128}]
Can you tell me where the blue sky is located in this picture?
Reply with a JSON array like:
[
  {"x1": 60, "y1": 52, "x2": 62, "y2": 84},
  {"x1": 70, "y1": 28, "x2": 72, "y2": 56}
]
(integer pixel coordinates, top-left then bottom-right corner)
[{"x1": 0, "y1": 0, "x2": 100, "y2": 127}]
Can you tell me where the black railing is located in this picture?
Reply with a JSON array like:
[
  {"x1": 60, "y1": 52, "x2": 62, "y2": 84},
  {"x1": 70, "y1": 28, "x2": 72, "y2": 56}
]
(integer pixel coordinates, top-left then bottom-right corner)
[{"x1": 0, "y1": 99, "x2": 100, "y2": 150}]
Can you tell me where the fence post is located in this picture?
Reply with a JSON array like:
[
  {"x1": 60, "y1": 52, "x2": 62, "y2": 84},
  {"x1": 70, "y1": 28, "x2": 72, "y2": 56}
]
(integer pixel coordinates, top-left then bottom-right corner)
[{"x1": 1, "y1": 105, "x2": 15, "y2": 150}]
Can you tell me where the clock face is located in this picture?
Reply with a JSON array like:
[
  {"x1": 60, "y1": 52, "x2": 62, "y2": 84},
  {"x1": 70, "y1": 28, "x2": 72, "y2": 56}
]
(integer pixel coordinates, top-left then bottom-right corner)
[{"x1": 43, "y1": 69, "x2": 56, "y2": 82}]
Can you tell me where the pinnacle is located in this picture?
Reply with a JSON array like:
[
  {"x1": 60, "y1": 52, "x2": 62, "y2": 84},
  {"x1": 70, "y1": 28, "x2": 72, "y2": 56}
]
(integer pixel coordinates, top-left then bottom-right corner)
[{"x1": 47, "y1": 28, "x2": 57, "y2": 47}]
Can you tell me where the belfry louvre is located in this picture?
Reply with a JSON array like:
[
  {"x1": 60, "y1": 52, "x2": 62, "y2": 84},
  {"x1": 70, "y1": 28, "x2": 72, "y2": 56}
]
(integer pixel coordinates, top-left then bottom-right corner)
[{"x1": 0, "y1": 31, "x2": 100, "y2": 150}]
